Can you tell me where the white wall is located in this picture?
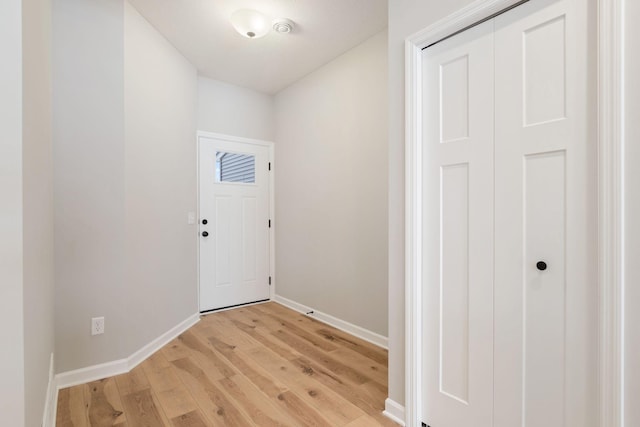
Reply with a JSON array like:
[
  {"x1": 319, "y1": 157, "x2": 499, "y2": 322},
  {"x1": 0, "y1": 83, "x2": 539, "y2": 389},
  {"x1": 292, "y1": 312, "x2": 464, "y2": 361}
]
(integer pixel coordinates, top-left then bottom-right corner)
[
  {"x1": 388, "y1": 0, "x2": 476, "y2": 406},
  {"x1": 0, "y1": 0, "x2": 25, "y2": 424},
  {"x1": 625, "y1": 1, "x2": 640, "y2": 425},
  {"x1": 124, "y1": 2, "x2": 198, "y2": 355},
  {"x1": 22, "y1": 0, "x2": 55, "y2": 424},
  {"x1": 274, "y1": 31, "x2": 389, "y2": 337},
  {"x1": 198, "y1": 77, "x2": 274, "y2": 141},
  {"x1": 53, "y1": 0, "x2": 198, "y2": 373}
]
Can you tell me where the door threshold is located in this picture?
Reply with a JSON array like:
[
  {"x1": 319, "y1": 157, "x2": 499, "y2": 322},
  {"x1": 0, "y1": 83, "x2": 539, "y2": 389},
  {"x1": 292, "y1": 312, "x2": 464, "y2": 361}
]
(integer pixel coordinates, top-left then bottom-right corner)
[{"x1": 200, "y1": 299, "x2": 270, "y2": 315}]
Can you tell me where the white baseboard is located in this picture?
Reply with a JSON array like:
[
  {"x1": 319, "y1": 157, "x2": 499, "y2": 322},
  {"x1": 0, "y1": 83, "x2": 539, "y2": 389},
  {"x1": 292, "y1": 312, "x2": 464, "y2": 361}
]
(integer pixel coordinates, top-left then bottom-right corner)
[
  {"x1": 55, "y1": 357, "x2": 129, "y2": 390},
  {"x1": 55, "y1": 313, "x2": 200, "y2": 389},
  {"x1": 272, "y1": 295, "x2": 388, "y2": 349},
  {"x1": 127, "y1": 313, "x2": 199, "y2": 370},
  {"x1": 383, "y1": 398, "x2": 406, "y2": 426},
  {"x1": 42, "y1": 353, "x2": 57, "y2": 427}
]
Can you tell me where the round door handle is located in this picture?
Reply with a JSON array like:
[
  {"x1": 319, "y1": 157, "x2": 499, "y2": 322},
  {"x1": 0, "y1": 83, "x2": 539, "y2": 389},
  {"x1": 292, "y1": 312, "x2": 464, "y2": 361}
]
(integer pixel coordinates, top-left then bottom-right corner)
[
  {"x1": 202, "y1": 231, "x2": 209, "y2": 237},
  {"x1": 536, "y1": 261, "x2": 547, "y2": 271},
  {"x1": 202, "y1": 219, "x2": 208, "y2": 225}
]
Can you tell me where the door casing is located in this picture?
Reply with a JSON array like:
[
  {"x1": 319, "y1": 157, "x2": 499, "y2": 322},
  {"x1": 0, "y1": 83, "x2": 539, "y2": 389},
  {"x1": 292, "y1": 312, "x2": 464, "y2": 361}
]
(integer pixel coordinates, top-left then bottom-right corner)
[
  {"x1": 196, "y1": 131, "x2": 275, "y2": 311},
  {"x1": 403, "y1": 0, "x2": 625, "y2": 426}
]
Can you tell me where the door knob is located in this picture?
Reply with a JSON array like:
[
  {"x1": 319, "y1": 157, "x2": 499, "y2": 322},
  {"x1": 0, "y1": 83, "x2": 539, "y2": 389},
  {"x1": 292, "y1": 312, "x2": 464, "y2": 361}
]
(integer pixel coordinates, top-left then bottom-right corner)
[
  {"x1": 202, "y1": 231, "x2": 209, "y2": 237},
  {"x1": 202, "y1": 219, "x2": 208, "y2": 225},
  {"x1": 536, "y1": 261, "x2": 547, "y2": 271}
]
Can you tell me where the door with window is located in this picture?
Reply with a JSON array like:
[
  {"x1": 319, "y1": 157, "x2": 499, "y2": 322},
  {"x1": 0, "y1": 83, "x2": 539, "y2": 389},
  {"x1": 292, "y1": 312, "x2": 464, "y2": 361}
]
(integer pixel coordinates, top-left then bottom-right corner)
[{"x1": 198, "y1": 135, "x2": 271, "y2": 312}]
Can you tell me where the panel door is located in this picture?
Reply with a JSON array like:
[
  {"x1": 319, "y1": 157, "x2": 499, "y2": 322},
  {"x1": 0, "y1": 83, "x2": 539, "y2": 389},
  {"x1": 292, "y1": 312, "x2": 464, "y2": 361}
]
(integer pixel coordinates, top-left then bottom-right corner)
[
  {"x1": 198, "y1": 137, "x2": 270, "y2": 312},
  {"x1": 421, "y1": 19, "x2": 495, "y2": 427},
  {"x1": 421, "y1": 0, "x2": 595, "y2": 426},
  {"x1": 493, "y1": 0, "x2": 596, "y2": 426}
]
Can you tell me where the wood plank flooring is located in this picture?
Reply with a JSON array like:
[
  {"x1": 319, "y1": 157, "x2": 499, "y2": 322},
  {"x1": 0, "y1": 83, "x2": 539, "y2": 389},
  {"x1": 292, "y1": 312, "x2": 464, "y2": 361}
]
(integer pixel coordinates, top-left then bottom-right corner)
[{"x1": 56, "y1": 302, "x2": 398, "y2": 426}]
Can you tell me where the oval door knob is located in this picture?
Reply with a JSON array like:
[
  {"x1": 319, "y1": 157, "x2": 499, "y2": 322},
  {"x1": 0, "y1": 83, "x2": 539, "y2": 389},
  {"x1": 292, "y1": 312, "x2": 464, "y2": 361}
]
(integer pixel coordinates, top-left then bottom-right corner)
[
  {"x1": 536, "y1": 261, "x2": 547, "y2": 271},
  {"x1": 202, "y1": 231, "x2": 209, "y2": 237}
]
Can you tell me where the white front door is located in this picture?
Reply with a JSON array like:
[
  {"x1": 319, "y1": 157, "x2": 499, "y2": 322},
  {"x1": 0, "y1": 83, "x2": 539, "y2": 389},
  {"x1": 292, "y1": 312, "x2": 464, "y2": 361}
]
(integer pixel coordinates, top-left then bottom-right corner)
[
  {"x1": 198, "y1": 136, "x2": 271, "y2": 312},
  {"x1": 421, "y1": 0, "x2": 596, "y2": 426}
]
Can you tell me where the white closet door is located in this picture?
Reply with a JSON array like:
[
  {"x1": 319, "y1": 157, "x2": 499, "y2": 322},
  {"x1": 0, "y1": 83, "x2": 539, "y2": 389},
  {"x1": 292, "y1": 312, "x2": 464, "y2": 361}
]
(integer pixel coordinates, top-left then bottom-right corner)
[
  {"x1": 421, "y1": 20, "x2": 495, "y2": 427},
  {"x1": 421, "y1": 0, "x2": 596, "y2": 426},
  {"x1": 494, "y1": 0, "x2": 596, "y2": 426}
]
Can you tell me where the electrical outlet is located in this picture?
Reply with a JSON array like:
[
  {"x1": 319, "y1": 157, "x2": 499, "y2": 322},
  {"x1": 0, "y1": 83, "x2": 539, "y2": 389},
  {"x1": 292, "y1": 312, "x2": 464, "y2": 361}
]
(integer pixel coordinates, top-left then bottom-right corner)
[{"x1": 91, "y1": 317, "x2": 105, "y2": 335}]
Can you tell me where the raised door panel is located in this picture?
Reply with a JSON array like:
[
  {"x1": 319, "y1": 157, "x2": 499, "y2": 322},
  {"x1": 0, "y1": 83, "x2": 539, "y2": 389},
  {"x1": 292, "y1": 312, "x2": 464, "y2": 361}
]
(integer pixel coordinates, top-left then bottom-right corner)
[
  {"x1": 214, "y1": 196, "x2": 232, "y2": 286},
  {"x1": 422, "y1": 18, "x2": 495, "y2": 427},
  {"x1": 242, "y1": 197, "x2": 257, "y2": 283},
  {"x1": 494, "y1": 0, "x2": 596, "y2": 426},
  {"x1": 523, "y1": 151, "x2": 567, "y2": 427}
]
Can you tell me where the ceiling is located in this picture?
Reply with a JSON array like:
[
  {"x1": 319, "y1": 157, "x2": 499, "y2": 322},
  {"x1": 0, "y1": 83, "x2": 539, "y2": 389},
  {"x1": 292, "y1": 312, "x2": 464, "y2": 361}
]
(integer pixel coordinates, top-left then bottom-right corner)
[{"x1": 128, "y1": 0, "x2": 388, "y2": 94}]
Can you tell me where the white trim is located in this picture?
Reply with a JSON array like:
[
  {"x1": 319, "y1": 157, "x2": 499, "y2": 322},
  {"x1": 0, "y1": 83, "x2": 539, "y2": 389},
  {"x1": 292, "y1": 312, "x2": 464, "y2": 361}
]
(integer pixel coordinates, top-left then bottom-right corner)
[
  {"x1": 55, "y1": 313, "x2": 199, "y2": 389},
  {"x1": 55, "y1": 358, "x2": 128, "y2": 392},
  {"x1": 127, "y1": 313, "x2": 200, "y2": 370},
  {"x1": 268, "y1": 143, "x2": 276, "y2": 300},
  {"x1": 196, "y1": 130, "x2": 274, "y2": 148},
  {"x1": 406, "y1": 0, "x2": 527, "y2": 49},
  {"x1": 42, "y1": 353, "x2": 57, "y2": 427},
  {"x1": 404, "y1": 20, "x2": 424, "y2": 427},
  {"x1": 383, "y1": 398, "x2": 406, "y2": 426},
  {"x1": 196, "y1": 132, "x2": 201, "y2": 311},
  {"x1": 404, "y1": 1, "x2": 625, "y2": 427},
  {"x1": 273, "y1": 295, "x2": 389, "y2": 349},
  {"x1": 597, "y1": 0, "x2": 625, "y2": 426},
  {"x1": 196, "y1": 131, "x2": 276, "y2": 308}
]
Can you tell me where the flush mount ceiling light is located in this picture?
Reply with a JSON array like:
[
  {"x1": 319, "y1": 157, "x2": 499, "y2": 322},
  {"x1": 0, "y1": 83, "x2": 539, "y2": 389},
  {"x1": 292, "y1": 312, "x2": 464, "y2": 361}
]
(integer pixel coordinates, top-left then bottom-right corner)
[
  {"x1": 230, "y1": 9, "x2": 270, "y2": 39},
  {"x1": 230, "y1": 9, "x2": 295, "y2": 39}
]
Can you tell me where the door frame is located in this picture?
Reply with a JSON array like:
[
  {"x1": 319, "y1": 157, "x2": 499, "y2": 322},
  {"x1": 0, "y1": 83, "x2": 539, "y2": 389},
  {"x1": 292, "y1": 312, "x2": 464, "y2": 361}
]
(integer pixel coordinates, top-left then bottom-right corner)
[
  {"x1": 196, "y1": 131, "x2": 276, "y2": 311},
  {"x1": 404, "y1": 1, "x2": 625, "y2": 426}
]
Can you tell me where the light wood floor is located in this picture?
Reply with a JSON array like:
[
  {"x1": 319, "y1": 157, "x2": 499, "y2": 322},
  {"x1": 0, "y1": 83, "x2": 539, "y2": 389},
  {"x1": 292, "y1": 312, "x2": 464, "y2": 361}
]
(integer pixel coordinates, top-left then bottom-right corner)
[{"x1": 56, "y1": 302, "x2": 398, "y2": 426}]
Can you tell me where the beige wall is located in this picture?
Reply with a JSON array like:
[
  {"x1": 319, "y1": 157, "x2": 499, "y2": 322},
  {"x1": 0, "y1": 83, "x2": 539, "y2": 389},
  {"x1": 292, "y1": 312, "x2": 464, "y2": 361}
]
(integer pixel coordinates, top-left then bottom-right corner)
[
  {"x1": 388, "y1": 0, "x2": 476, "y2": 405},
  {"x1": 23, "y1": 0, "x2": 55, "y2": 424},
  {"x1": 54, "y1": 0, "x2": 198, "y2": 372},
  {"x1": 198, "y1": 77, "x2": 275, "y2": 141},
  {"x1": 274, "y1": 31, "x2": 389, "y2": 337},
  {"x1": 124, "y1": 2, "x2": 198, "y2": 355},
  {"x1": 53, "y1": 0, "x2": 128, "y2": 372},
  {"x1": 0, "y1": 0, "x2": 25, "y2": 424}
]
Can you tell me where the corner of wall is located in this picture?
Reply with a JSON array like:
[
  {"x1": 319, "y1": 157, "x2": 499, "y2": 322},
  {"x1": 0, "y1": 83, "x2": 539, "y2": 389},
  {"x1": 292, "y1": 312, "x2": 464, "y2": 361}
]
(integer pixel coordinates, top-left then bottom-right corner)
[
  {"x1": 273, "y1": 295, "x2": 389, "y2": 349},
  {"x1": 55, "y1": 312, "x2": 199, "y2": 390}
]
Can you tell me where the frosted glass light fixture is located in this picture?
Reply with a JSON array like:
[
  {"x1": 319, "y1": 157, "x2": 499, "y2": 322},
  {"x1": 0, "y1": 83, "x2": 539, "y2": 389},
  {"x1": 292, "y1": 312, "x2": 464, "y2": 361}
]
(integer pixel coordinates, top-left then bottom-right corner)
[{"x1": 230, "y1": 9, "x2": 270, "y2": 39}]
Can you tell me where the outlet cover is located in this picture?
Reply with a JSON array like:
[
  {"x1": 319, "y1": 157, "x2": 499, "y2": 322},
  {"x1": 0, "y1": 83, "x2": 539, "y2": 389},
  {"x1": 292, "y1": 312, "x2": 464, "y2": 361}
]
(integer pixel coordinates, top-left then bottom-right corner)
[{"x1": 91, "y1": 317, "x2": 105, "y2": 335}]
